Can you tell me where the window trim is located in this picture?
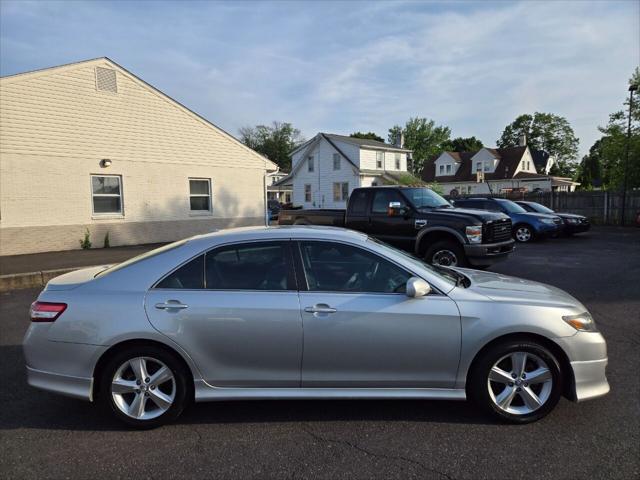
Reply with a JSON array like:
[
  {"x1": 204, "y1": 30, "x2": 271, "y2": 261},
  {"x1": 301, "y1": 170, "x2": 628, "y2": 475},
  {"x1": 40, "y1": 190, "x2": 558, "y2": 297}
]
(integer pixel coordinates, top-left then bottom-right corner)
[
  {"x1": 189, "y1": 177, "x2": 213, "y2": 214},
  {"x1": 394, "y1": 153, "x2": 401, "y2": 170},
  {"x1": 308, "y1": 156, "x2": 314, "y2": 172},
  {"x1": 90, "y1": 174, "x2": 123, "y2": 216},
  {"x1": 152, "y1": 239, "x2": 297, "y2": 292},
  {"x1": 333, "y1": 153, "x2": 341, "y2": 171},
  {"x1": 304, "y1": 184, "x2": 312, "y2": 203},
  {"x1": 376, "y1": 151, "x2": 384, "y2": 169}
]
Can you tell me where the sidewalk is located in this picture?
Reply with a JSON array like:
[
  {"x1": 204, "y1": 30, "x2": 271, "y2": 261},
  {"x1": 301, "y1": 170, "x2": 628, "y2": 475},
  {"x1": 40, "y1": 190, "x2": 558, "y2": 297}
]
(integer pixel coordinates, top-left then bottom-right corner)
[{"x1": 0, "y1": 243, "x2": 164, "y2": 291}]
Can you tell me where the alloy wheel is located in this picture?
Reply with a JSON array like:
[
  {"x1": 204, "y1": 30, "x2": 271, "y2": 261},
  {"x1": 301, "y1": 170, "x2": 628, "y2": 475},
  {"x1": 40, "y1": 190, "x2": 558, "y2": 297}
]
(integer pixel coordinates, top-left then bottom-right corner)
[
  {"x1": 487, "y1": 352, "x2": 553, "y2": 415},
  {"x1": 515, "y1": 227, "x2": 532, "y2": 242},
  {"x1": 111, "y1": 356, "x2": 176, "y2": 420},
  {"x1": 432, "y1": 249, "x2": 458, "y2": 266}
]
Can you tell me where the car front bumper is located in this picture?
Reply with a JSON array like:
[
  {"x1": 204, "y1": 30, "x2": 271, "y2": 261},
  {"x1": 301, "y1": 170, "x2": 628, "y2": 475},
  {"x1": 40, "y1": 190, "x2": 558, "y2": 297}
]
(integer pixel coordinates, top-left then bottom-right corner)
[
  {"x1": 564, "y1": 222, "x2": 591, "y2": 234},
  {"x1": 464, "y1": 239, "x2": 516, "y2": 267},
  {"x1": 554, "y1": 331, "x2": 610, "y2": 402}
]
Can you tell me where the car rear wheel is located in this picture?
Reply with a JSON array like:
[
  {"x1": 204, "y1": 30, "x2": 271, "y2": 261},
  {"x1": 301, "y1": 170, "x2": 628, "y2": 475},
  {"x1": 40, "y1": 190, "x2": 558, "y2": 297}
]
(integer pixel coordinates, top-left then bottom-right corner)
[
  {"x1": 424, "y1": 240, "x2": 468, "y2": 267},
  {"x1": 514, "y1": 224, "x2": 534, "y2": 243},
  {"x1": 467, "y1": 340, "x2": 562, "y2": 423},
  {"x1": 99, "y1": 345, "x2": 190, "y2": 429}
]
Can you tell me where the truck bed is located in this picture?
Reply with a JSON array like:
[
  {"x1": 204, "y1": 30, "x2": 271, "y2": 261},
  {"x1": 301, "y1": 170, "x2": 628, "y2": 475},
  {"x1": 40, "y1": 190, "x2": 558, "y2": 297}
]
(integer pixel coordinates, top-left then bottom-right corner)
[{"x1": 278, "y1": 209, "x2": 346, "y2": 227}]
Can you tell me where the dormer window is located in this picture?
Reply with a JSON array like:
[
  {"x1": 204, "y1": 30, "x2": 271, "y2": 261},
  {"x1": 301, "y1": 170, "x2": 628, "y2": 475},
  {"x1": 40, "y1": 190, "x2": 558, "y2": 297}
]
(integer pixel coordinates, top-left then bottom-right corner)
[
  {"x1": 476, "y1": 162, "x2": 482, "y2": 171},
  {"x1": 439, "y1": 165, "x2": 444, "y2": 175},
  {"x1": 446, "y1": 164, "x2": 452, "y2": 174}
]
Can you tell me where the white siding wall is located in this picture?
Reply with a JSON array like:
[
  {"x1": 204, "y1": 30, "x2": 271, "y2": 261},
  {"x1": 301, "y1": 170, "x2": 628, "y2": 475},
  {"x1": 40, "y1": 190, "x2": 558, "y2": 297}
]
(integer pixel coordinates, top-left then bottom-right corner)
[
  {"x1": 514, "y1": 149, "x2": 537, "y2": 174},
  {"x1": 360, "y1": 149, "x2": 407, "y2": 171},
  {"x1": 470, "y1": 149, "x2": 499, "y2": 173},
  {"x1": 434, "y1": 152, "x2": 460, "y2": 177}
]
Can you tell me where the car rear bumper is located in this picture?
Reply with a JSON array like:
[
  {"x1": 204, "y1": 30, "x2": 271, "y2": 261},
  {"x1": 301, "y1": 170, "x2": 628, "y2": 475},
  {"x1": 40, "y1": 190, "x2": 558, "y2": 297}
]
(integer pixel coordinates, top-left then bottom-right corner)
[
  {"x1": 26, "y1": 366, "x2": 93, "y2": 401},
  {"x1": 464, "y1": 239, "x2": 515, "y2": 267}
]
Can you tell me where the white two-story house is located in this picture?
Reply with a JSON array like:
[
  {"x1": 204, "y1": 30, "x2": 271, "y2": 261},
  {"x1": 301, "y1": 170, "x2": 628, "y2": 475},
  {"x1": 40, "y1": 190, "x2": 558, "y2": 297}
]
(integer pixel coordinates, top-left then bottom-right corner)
[
  {"x1": 274, "y1": 133, "x2": 412, "y2": 208},
  {"x1": 422, "y1": 144, "x2": 578, "y2": 196}
]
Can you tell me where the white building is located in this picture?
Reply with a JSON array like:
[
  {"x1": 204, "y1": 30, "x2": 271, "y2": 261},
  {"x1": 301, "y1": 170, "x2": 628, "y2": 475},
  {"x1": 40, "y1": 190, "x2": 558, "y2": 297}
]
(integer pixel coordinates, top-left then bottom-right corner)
[
  {"x1": 423, "y1": 145, "x2": 579, "y2": 196},
  {"x1": 276, "y1": 133, "x2": 412, "y2": 208},
  {"x1": 0, "y1": 57, "x2": 277, "y2": 255}
]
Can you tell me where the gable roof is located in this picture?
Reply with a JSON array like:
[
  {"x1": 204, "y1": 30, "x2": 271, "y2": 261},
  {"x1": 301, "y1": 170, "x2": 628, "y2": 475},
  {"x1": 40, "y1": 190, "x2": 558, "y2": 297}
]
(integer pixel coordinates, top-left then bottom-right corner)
[
  {"x1": 1, "y1": 57, "x2": 277, "y2": 171},
  {"x1": 422, "y1": 146, "x2": 528, "y2": 183},
  {"x1": 531, "y1": 149, "x2": 552, "y2": 172}
]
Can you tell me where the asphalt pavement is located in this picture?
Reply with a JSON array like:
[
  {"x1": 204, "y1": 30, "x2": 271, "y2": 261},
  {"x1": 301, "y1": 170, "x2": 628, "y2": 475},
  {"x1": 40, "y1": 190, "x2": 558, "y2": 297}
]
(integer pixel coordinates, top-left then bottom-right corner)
[{"x1": 1, "y1": 227, "x2": 638, "y2": 479}]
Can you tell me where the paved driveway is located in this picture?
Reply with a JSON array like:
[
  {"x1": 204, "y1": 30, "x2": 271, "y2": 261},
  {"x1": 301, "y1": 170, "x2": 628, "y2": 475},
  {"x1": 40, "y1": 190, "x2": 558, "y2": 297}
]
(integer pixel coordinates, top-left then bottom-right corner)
[{"x1": 1, "y1": 227, "x2": 638, "y2": 479}]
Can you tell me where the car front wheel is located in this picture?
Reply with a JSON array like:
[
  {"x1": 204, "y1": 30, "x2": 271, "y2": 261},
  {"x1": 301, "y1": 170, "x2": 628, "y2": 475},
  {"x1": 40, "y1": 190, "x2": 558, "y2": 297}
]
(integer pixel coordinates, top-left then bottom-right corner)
[
  {"x1": 99, "y1": 345, "x2": 190, "y2": 429},
  {"x1": 468, "y1": 340, "x2": 563, "y2": 423},
  {"x1": 514, "y1": 225, "x2": 534, "y2": 243},
  {"x1": 424, "y1": 240, "x2": 468, "y2": 267}
]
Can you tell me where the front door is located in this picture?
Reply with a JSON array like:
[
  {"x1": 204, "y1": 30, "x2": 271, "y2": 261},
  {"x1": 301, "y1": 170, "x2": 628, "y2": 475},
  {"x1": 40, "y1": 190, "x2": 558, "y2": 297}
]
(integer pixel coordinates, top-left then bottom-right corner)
[
  {"x1": 295, "y1": 240, "x2": 461, "y2": 388},
  {"x1": 367, "y1": 189, "x2": 416, "y2": 251},
  {"x1": 145, "y1": 241, "x2": 303, "y2": 387}
]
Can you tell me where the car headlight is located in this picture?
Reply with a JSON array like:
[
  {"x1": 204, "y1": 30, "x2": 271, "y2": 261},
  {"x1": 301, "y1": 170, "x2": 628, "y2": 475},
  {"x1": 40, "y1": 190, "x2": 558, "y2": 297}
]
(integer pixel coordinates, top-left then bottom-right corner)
[
  {"x1": 562, "y1": 312, "x2": 598, "y2": 332},
  {"x1": 566, "y1": 218, "x2": 579, "y2": 224},
  {"x1": 540, "y1": 218, "x2": 556, "y2": 225},
  {"x1": 465, "y1": 225, "x2": 482, "y2": 244}
]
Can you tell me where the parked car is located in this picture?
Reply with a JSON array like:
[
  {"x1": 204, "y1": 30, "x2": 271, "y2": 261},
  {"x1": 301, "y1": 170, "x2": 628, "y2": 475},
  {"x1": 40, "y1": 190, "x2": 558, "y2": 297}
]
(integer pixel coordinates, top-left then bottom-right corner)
[
  {"x1": 267, "y1": 199, "x2": 281, "y2": 221},
  {"x1": 278, "y1": 186, "x2": 515, "y2": 268},
  {"x1": 24, "y1": 226, "x2": 609, "y2": 428},
  {"x1": 453, "y1": 197, "x2": 563, "y2": 243},
  {"x1": 515, "y1": 201, "x2": 590, "y2": 235}
]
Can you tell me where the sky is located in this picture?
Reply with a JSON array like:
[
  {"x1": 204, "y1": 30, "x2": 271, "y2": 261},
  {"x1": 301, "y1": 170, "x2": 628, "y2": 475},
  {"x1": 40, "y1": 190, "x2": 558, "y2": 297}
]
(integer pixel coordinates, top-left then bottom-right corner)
[{"x1": 1, "y1": 0, "x2": 638, "y2": 158}]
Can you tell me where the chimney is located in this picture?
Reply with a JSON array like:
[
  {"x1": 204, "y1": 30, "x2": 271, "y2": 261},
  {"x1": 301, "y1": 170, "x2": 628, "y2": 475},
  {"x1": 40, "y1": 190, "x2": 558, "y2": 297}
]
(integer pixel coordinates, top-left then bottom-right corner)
[
  {"x1": 394, "y1": 132, "x2": 404, "y2": 148},
  {"x1": 518, "y1": 134, "x2": 527, "y2": 147}
]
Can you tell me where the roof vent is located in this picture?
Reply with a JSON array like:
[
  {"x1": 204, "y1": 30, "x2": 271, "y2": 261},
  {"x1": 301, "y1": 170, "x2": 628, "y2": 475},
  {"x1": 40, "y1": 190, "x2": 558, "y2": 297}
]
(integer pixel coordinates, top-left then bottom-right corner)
[{"x1": 95, "y1": 67, "x2": 117, "y2": 93}]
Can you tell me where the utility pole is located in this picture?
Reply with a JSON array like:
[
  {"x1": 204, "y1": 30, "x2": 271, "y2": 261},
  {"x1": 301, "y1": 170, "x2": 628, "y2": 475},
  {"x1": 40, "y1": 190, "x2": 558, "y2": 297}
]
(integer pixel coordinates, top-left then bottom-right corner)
[{"x1": 621, "y1": 83, "x2": 637, "y2": 226}]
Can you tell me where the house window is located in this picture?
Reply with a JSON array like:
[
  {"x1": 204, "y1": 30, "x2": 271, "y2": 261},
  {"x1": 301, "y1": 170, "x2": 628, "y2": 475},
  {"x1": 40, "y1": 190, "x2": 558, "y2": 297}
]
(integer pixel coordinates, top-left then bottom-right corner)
[
  {"x1": 484, "y1": 163, "x2": 490, "y2": 172},
  {"x1": 476, "y1": 162, "x2": 482, "y2": 171},
  {"x1": 333, "y1": 182, "x2": 349, "y2": 202},
  {"x1": 91, "y1": 175, "x2": 122, "y2": 214},
  {"x1": 333, "y1": 153, "x2": 340, "y2": 170},
  {"x1": 304, "y1": 184, "x2": 312, "y2": 202},
  {"x1": 439, "y1": 165, "x2": 444, "y2": 175},
  {"x1": 189, "y1": 178, "x2": 212, "y2": 212},
  {"x1": 394, "y1": 153, "x2": 401, "y2": 170},
  {"x1": 446, "y1": 164, "x2": 452, "y2": 174},
  {"x1": 308, "y1": 156, "x2": 314, "y2": 172},
  {"x1": 376, "y1": 151, "x2": 384, "y2": 169}
]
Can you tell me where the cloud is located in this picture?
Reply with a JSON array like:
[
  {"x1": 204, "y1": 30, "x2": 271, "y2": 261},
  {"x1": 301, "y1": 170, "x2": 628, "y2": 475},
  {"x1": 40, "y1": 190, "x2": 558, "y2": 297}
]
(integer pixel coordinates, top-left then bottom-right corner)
[{"x1": 1, "y1": 0, "x2": 638, "y2": 156}]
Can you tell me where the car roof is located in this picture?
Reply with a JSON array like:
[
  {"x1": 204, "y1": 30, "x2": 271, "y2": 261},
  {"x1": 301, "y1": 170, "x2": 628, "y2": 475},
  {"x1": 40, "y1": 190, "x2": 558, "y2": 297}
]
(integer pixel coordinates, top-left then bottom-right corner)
[{"x1": 187, "y1": 225, "x2": 369, "y2": 247}]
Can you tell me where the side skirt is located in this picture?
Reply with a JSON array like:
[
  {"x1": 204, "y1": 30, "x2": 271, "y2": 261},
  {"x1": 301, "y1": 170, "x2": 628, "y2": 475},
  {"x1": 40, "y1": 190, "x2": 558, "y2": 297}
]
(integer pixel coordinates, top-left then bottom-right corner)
[{"x1": 194, "y1": 380, "x2": 466, "y2": 402}]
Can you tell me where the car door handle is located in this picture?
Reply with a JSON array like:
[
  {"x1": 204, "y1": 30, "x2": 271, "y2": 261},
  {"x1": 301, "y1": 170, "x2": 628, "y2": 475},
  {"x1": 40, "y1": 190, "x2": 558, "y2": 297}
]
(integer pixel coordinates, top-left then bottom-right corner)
[
  {"x1": 304, "y1": 304, "x2": 337, "y2": 314},
  {"x1": 155, "y1": 301, "x2": 189, "y2": 310}
]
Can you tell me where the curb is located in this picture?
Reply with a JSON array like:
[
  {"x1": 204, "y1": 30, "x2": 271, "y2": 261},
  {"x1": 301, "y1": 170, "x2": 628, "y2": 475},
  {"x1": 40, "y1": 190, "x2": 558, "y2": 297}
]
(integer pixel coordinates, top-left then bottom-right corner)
[{"x1": 0, "y1": 266, "x2": 97, "y2": 292}]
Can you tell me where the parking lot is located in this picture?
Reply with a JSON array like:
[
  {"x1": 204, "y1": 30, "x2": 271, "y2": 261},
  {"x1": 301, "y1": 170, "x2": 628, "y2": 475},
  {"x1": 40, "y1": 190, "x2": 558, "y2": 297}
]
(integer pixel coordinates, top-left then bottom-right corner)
[{"x1": 1, "y1": 227, "x2": 638, "y2": 479}]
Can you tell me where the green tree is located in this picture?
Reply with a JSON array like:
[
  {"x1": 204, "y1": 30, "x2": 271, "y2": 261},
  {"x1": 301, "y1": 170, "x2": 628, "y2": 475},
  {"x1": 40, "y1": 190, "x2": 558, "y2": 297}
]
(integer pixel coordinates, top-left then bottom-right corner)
[
  {"x1": 497, "y1": 112, "x2": 579, "y2": 177},
  {"x1": 239, "y1": 121, "x2": 305, "y2": 171},
  {"x1": 442, "y1": 136, "x2": 483, "y2": 152},
  {"x1": 350, "y1": 131, "x2": 384, "y2": 143},
  {"x1": 388, "y1": 118, "x2": 451, "y2": 175},
  {"x1": 575, "y1": 139, "x2": 604, "y2": 190},
  {"x1": 581, "y1": 67, "x2": 640, "y2": 190}
]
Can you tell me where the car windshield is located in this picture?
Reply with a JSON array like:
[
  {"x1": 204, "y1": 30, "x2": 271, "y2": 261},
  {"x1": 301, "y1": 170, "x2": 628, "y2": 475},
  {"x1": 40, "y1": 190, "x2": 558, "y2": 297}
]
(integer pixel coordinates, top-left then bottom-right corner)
[
  {"x1": 528, "y1": 203, "x2": 554, "y2": 214},
  {"x1": 403, "y1": 188, "x2": 452, "y2": 209},
  {"x1": 366, "y1": 237, "x2": 461, "y2": 287},
  {"x1": 95, "y1": 239, "x2": 188, "y2": 277},
  {"x1": 496, "y1": 199, "x2": 527, "y2": 213}
]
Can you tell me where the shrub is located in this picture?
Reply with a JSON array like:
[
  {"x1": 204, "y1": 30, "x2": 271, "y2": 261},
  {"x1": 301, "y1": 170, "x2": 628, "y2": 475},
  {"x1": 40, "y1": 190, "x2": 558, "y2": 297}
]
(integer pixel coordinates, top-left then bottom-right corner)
[
  {"x1": 79, "y1": 228, "x2": 92, "y2": 249},
  {"x1": 103, "y1": 232, "x2": 110, "y2": 248}
]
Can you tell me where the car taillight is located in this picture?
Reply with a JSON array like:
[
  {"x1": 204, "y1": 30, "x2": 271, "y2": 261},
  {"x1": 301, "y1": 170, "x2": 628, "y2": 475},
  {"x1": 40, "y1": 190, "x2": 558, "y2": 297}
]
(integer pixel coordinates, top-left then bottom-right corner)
[{"x1": 30, "y1": 302, "x2": 67, "y2": 322}]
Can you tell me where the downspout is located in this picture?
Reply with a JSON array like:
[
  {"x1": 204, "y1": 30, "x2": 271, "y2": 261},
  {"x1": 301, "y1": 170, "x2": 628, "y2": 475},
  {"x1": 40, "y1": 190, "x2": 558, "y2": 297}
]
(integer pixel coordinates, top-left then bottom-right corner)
[{"x1": 264, "y1": 159, "x2": 280, "y2": 226}]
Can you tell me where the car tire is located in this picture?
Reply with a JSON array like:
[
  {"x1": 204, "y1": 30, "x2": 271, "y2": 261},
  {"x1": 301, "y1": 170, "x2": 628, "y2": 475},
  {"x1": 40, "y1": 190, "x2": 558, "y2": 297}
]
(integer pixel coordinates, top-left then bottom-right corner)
[
  {"x1": 467, "y1": 340, "x2": 563, "y2": 424},
  {"x1": 424, "y1": 240, "x2": 468, "y2": 267},
  {"x1": 99, "y1": 345, "x2": 191, "y2": 429},
  {"x1": 513, "y1": 224, "x2": 535, "y2": 243}
]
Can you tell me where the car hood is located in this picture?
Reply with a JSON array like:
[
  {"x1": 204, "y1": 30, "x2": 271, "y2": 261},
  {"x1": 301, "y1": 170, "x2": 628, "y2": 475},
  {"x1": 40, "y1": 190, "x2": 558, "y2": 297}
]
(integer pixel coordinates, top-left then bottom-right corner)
[
  {"x1": 418, "y1": 207, "x2": 509, "y2": 222},
  {"x1": 556, "y1": 212, "x2": 586, "y2": 220},
  {"x1": 518, "y1": 212, "x2": 559, "y2": 220},
  {"x1": 453, "y1": 267, "x2": 585, "y2": 309}
]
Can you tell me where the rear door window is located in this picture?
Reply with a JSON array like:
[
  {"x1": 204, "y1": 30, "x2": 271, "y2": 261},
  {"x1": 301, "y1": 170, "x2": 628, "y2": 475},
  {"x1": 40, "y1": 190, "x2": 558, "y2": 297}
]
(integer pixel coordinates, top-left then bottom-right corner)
[
  {"x1": 205, "y1": 241, "x2": 294, "y2": 290},
  {"x1": 349, "y1": 190, "x2": 369, "y2": 214},
  {"x1": 155, "y1": 254, "x2": 204, "y2": 289}
]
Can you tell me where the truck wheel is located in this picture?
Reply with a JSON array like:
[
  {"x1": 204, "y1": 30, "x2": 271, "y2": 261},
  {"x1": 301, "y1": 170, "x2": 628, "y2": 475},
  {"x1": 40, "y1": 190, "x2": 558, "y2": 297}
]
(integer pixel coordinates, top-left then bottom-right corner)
[{"x1": 424, "y1": 241, "x2": 467, "y2": 267}]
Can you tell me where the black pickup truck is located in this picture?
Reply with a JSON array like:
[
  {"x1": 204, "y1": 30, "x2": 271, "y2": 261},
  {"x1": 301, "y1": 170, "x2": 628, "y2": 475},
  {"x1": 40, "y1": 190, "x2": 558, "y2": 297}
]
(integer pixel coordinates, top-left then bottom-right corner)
[{"x1": 278, "y1": 186, "x2": 515, "y2": 268}]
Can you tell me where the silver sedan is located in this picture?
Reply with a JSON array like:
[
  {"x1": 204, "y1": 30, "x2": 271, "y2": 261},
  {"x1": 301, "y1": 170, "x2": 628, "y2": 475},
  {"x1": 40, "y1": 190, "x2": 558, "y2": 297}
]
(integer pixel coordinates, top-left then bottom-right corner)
[{"x1": 23, "y1": 226, "x2": 609, "y2": 428}]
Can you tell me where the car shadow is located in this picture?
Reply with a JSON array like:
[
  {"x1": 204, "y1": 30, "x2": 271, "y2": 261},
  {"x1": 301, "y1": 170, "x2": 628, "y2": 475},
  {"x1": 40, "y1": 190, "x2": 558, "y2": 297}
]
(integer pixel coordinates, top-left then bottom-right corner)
[{"x1": 1, "y1": 345, "x2": 494, "y2": 431}]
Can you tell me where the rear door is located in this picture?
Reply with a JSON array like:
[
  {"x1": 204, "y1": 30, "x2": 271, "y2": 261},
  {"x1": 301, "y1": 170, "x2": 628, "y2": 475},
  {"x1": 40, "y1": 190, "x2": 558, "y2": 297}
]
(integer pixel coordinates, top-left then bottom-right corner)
[
  {"x1": 295, "y1": 240, "x2": 461, "y2": 388},
  {"x1": 145, "y1": 240, "x2": 303, "y2": 387}
]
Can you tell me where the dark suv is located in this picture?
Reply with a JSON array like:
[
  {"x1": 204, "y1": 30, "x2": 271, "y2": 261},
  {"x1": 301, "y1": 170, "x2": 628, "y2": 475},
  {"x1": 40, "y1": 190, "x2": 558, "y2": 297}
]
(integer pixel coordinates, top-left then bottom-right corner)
[{"x1": 453, "y1": 197, "x2": 563, "y2": 243}]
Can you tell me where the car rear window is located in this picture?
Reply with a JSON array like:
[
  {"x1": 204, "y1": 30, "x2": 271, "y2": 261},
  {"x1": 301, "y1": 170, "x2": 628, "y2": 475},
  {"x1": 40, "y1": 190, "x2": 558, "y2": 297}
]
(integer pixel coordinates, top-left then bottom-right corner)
[{"x1": 95, "y1": 239, "x2": 188, "y2": 278}]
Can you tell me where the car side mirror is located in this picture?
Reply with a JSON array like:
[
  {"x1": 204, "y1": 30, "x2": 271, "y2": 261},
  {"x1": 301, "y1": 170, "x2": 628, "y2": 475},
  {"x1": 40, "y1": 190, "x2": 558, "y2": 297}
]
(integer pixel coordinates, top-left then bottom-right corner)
[
  {"x1": 387, "y1": 201, "x2": 406, "y2": 217},
  {"x1": 406, "y1": 277, "x2": 431, "y2": 298}
]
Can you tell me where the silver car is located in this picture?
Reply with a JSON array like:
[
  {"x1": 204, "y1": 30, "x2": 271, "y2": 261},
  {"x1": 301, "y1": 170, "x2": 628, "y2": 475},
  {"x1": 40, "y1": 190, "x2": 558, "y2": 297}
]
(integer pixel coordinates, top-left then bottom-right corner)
[{"x1": 23, "y1": 226, "x2": 609, "y2": 428}]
